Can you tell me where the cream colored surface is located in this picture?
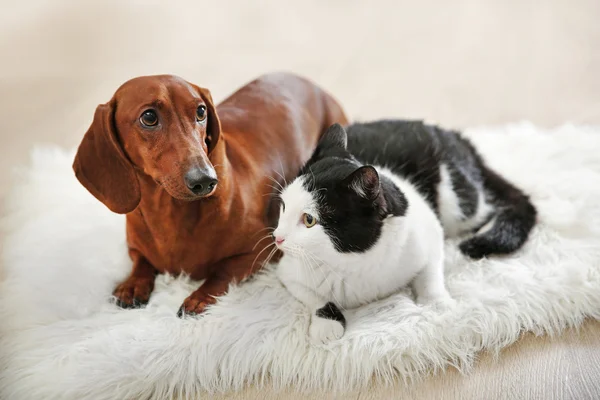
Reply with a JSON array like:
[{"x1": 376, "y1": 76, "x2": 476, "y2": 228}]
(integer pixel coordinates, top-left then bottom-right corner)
[
  {"x1": 213, "y1": 320, "x2": 600, "y2": 400},
  {"x1": 1, "y1": 1, "x2": 599, "y2": 399}
]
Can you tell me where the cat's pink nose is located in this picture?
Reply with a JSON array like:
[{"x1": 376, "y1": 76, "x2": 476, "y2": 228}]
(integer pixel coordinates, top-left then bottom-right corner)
[{"x1": 275, "y1": 236, "x2": 285, "y2": 245}]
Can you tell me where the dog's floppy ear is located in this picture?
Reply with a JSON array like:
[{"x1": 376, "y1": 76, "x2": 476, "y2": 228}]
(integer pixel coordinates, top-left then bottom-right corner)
[
  {"x1": 191, "y1": 84, "x2": 222, "y2": 153},
  {"x1": 73, "y1": 100, "x2": 140, "y2": 214}
]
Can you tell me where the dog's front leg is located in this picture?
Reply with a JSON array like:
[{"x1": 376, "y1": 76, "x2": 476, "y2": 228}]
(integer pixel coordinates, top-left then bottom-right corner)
[
  {"x1": 113, "y1": 249, "x2": 158, "y2": 308},
  {"x1": 177, "y1": 252, "x2": 265, "y2": 317}
]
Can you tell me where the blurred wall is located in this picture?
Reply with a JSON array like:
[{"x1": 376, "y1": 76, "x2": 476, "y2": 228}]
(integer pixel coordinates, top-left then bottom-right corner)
[{"x1": 1, "y1": 0, "x2": 599, "y2": 167}]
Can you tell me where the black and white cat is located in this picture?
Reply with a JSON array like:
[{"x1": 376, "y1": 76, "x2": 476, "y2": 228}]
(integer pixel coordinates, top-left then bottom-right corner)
[{"x1": 272, "y1": 121, "x2": 536, "y2": 344}]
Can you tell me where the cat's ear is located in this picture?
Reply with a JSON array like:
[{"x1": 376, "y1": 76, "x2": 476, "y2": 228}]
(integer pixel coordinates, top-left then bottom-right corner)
[
  {"x1": 318, "y1": 123, "x2": 348, "y2": 150},
  {"x1": 342, "y1": 166, "x2": 381, "y2": 200}
]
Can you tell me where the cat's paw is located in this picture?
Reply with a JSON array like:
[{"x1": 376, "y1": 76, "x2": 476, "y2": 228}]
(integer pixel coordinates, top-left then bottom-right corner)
[
  {"x1": 459, "y1": 237, "x2": 494, "y2": 259},
  {"x1": 309, "y1": 317, "x2": 345, "y2": 345}
]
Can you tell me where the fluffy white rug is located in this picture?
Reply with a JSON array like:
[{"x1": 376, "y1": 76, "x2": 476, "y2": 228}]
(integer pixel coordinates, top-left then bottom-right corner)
[{"x1": 1, "y1": 122, "x2": 600, "y2": 400}]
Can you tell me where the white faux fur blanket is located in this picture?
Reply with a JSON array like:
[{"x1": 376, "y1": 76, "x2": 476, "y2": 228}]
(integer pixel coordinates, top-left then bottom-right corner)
[{"x1": 1, "y1": 122, "x2": 600, "y2": 400}]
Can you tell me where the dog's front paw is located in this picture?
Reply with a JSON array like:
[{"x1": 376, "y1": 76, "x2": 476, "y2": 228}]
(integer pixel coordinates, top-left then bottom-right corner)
[
  {"x1": 177, "y1": 292, "x2": 216, "y2": 317},
  {"x1": 113, "y1": 277, "x2": 154, "y2": 309},
  {"x1": 309, "y1": 317, "x2": 345, "y2": 345}
]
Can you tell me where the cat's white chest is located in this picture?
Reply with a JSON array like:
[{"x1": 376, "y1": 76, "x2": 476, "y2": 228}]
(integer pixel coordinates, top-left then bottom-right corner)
[
  {"x1": 275, "y1": 217, "x2": 428, "y2": 309},
  {"x1": 331, "y1": 217, "x2": 430, "y2": 307}
]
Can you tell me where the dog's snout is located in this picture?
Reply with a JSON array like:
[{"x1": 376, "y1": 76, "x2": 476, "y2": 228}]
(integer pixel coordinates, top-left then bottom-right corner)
[{"x1": 184, "y1": 168, "x2": 218, "y2": 197}]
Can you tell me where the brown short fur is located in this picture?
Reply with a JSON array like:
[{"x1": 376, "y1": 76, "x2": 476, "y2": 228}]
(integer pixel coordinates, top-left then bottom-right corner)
[{"x1": 73, "y1": 72, "x2": 348, "y2": 315}]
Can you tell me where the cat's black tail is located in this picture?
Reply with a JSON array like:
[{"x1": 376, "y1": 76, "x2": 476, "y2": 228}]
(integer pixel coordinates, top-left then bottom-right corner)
[{"x1": 459, "y1": 166, "x2": 537, "y2": 259}]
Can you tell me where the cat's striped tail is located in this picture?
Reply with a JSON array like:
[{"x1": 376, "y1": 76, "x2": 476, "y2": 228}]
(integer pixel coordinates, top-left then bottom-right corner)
[{"x1": 459, "y1": 166, "x2": 537, "y2": 259}]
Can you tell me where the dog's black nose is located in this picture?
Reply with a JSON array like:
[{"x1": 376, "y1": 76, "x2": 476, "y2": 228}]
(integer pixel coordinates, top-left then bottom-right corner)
[{"x1": 184, "y1": 168, "x2": 218, "y2": 196}]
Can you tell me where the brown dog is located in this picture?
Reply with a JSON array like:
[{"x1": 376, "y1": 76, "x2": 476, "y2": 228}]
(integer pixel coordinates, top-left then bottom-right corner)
[{"x1": 73, "y1": 72, "x2": 348, "y2": 315}]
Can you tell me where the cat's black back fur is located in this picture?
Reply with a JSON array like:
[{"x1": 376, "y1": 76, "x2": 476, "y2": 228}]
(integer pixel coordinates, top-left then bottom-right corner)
[
  {"x1": 299, "y1": 120, "x2": 537, "y2": 259},
  {"x1": 346, "y1": 120, "x2": 482, "y2": 216},
  {"x1": 344, "y1": 119, "x2": 537, "y2": 258}
]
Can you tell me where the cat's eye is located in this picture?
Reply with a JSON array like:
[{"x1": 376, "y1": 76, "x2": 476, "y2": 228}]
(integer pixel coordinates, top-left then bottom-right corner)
[
  {"x1": 196, "y1": 105, "x2": 207, "y2": 122},
  {"x1": 303, "y1": 213, "x2": 317, "y2": 228},
  {"x1": 140, "y1": 109, "x2": 158, "y2": 127}
]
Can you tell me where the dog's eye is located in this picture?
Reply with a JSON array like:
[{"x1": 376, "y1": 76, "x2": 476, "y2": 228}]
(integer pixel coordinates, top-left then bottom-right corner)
[
  {"x1": 139, "y1": 110, "x2": 158, "y2": 127},
  {"x1": 196, "y1": 105, "x2": 207, "y2": 122}
]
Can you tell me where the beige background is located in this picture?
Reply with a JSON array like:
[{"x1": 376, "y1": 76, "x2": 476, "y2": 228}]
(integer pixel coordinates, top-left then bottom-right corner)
[{"x1": 1, "y1": 1, "x2": 600, "y2": 399}]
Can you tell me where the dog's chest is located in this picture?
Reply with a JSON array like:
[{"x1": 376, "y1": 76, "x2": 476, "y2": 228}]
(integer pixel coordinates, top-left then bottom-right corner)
[{"x1": 127, "y1": 202, "x2": 268, "y2": 279}]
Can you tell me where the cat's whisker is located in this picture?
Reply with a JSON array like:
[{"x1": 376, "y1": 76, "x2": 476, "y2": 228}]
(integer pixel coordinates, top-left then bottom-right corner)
[
  {"x1": 295, "y1": 249, "x2": 307, "y2": 293},
  {"x1": 252, "y1": 234, "x2": 274, "y2": 251},
  {"x1": 263, "y1": 191, "x2": 281, "y2": 198},
  {"x1": 263, "y1": 246, "x2": 279, "y2": 267},
  {"x1": 276, "y1": 154, "x2": 288, "y2": 187},
  {"x1": 299, "y1": 249, "x2": 323, "y2": 298},
  {"x1": 307, "y1": 165, "x2": 318, "y2": 190},
  {"x1": 265, "y1": 183, "x2": 283, "y2": 195},
  {"x1": 299, "y1": 249, "x2": 326, "y2": 292},
  {"x1": 302, "y1": 251, "x2": 324, "y2": 298},
  {"x1": 303, "y1": 247, "x2": 358, "y2": 299},
  {"x1": 251, "y1": 242, "x2": 277, "y2": 271},
  {"x1": 303, "y1": 250, "x2": 348, "y2": 312},
  {"x1": 265, "y1": 175, "x2": 285, "y2": 192},
  {"x1": 265, "y1": 183, "x2": 281, "y2": 192},
  {"x1": 306, "y1": 252, "x2": 359, "y2": 306},
  {"x1": 272, "y1": 169, "x2": 286, "y2": 184},
  {"x1": 251, "y1": 226, "x2": 275, "y2": 238}
]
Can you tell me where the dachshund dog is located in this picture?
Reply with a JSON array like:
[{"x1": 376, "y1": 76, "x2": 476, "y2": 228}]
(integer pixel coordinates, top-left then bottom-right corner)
[{"x1": 73, "y1": 72, "x2": 348, "y2": 315}]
